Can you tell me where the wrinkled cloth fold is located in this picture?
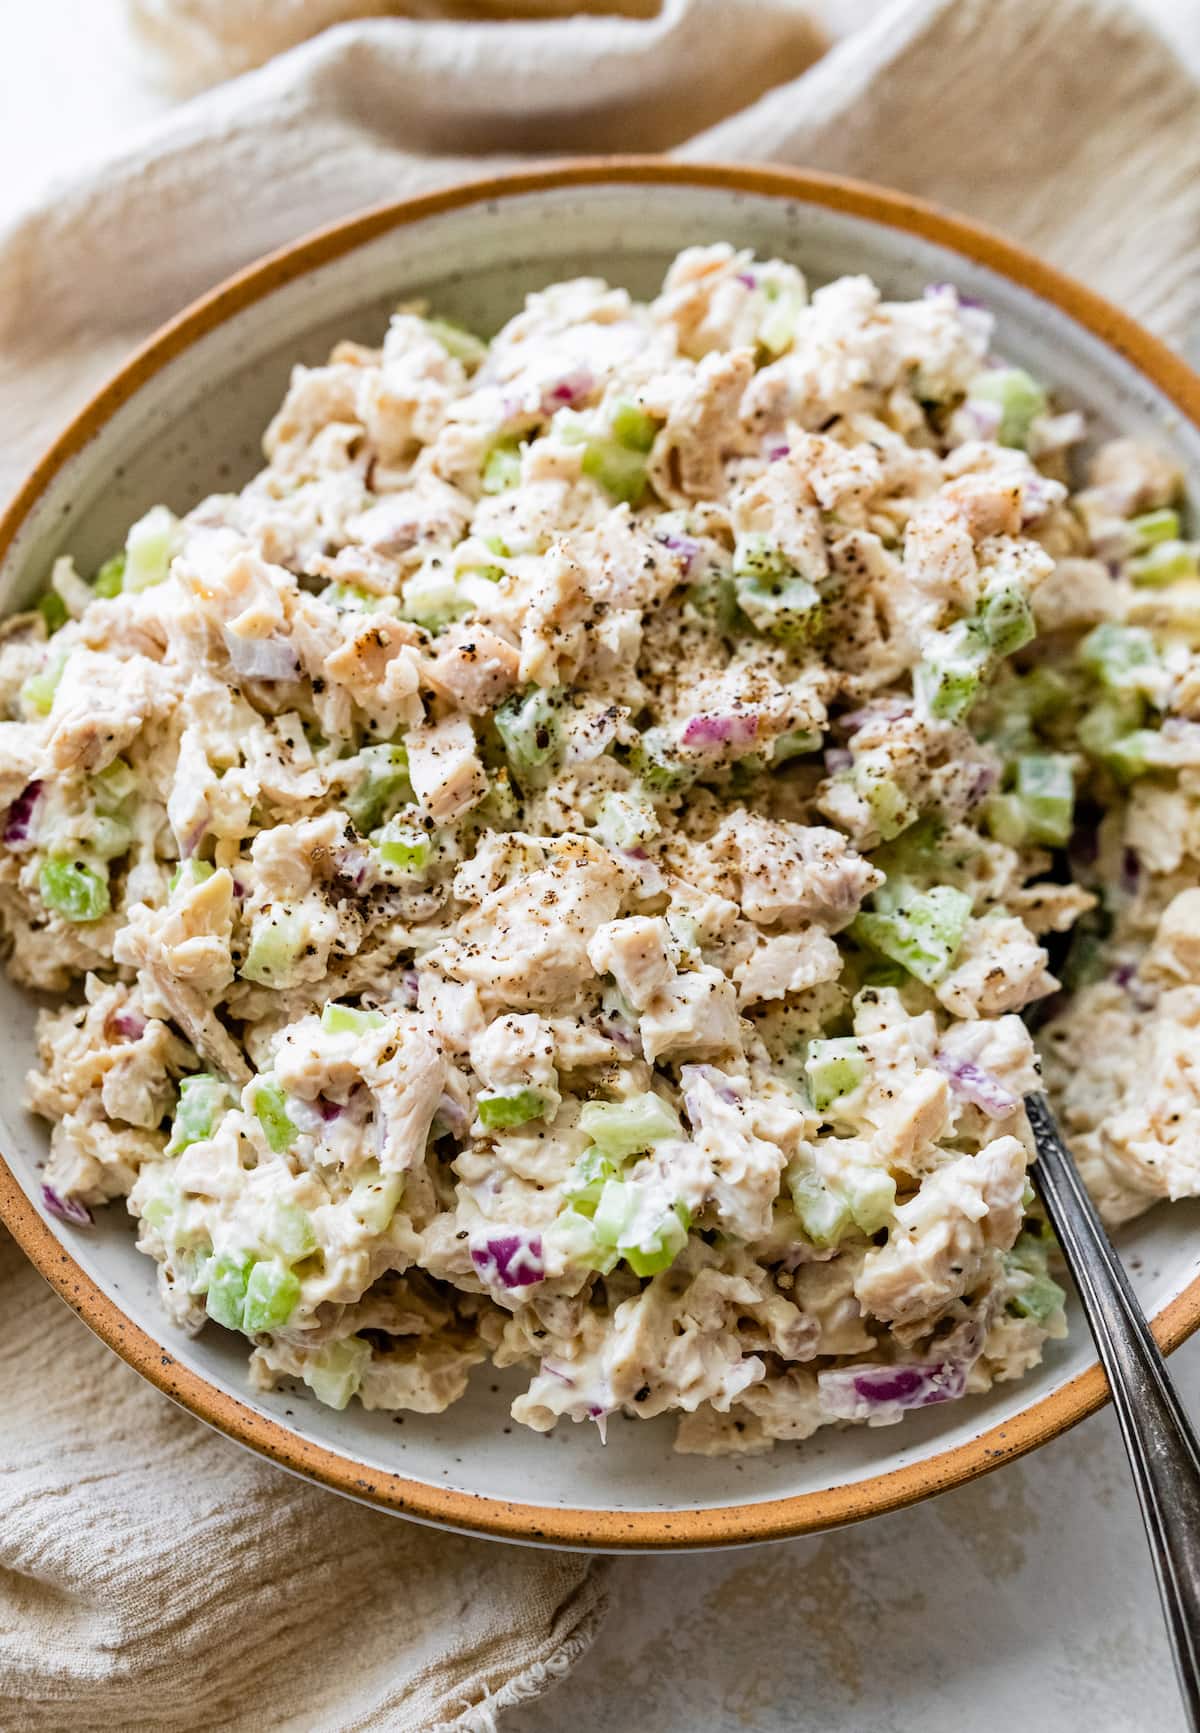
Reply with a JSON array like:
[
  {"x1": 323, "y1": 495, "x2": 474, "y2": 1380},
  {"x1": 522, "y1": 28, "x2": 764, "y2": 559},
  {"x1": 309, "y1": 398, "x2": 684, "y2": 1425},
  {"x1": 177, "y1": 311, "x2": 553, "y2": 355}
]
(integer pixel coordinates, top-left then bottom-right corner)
[{"x1": 1, "y1": 0, "x2": 1198, "y2": 1727}]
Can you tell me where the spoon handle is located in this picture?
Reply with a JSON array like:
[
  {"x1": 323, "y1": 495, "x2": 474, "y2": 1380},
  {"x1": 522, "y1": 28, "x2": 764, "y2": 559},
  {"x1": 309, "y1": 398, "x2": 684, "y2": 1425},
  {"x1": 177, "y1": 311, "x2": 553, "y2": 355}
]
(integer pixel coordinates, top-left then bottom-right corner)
[{"x1": 1024, "y1": 1092, "x2": 1200, "y2": 1732}]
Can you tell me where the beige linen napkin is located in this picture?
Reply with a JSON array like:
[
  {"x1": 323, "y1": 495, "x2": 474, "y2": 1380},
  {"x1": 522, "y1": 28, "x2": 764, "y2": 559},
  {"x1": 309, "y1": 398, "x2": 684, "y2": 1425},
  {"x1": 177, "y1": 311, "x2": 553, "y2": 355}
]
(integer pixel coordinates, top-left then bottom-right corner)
[{"x1": 2, "y1": 2, "x2": 1199, "y2": 1728}]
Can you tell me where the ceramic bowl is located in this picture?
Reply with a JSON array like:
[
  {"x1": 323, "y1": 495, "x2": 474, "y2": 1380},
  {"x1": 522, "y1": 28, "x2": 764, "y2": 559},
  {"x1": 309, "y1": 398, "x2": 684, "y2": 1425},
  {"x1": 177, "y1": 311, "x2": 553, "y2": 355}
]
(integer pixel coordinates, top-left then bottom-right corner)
[{"x1": 2, "y1": 161, "x2": 1199, "y2": 1551}]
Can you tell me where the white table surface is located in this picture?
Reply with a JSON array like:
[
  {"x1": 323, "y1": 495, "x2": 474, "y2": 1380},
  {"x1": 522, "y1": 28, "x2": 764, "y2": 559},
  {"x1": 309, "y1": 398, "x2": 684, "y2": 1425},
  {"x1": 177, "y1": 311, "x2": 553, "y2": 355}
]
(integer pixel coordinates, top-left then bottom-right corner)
[{"x1": 1, "y1": 7, "x2": 1198, "y2": 1731}]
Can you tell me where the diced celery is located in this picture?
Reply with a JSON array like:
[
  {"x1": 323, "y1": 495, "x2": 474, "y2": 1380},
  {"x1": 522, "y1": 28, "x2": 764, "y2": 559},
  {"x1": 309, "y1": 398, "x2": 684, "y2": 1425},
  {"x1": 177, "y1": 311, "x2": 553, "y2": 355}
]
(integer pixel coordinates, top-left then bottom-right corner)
[
  {"x1": 1128, "y1": 540, "x2": 1200, "y2": 587},
  {"x1": 205, "y1": 1253, "x2": 253, "y2": 1330},
  {"x1": 855, "y1": 764, "x2": 918, "y2": 841},
  {"x1": 592, "y1": 1179, "x2": 637, "y2": 1248},
  {"x1": 93, "y1": 756, "x2": 137, "y2": 811},
  {"x1": 38, "y1": 589, "x2": 67, "y2": 633},
  {"x1": 1077, "y1": 698, "x2": 1156, "y2": 783},
  {"x1": 482, "y1": 441, "x2": 522, "y2": 493},
  {"x1": 123, "y1": 505, "x2": 179, "y2": 592},
  {"x1": 771, "y1": 728, "x2": 822, "y2": 765},
  {"x1": 324, "y1": 581, "x2": 382, "y2": 612},
  {"x1": 732, "y1": 534, "x2": 794, "y2": 584},
  {"x1": 1129, "y1": 509, "x2": 1181, "y2": 549},
  {"x1": 241, "y1": 908, "x2": 306, "y2": 986},
  {"x1": 1007, "y1": 1271, "x2": 1067, "y2": 1323},
  {"x1": 984, "y1": 790, "x2": 1029, "y2": 847},
  {"x1": 423, "y1": 316, "x2": 487, "y2": 367},
  {"x1": 90, "y1": 813, "x2": 134, "y2": 861},
  {"x1": 400, "y1": 565, "x2": 470, "y2": 628},
  {"x1": 167, "y1": 1073, "x2": 232, "y2": 1155},
  {"x1": 373, "y1": 817, "x2": 433, "y2": 878},
  {"x1": 843, "y1": 1166, "x2": 897, "y2": 1235},
  {"x1": 170, "y1": 859, "x2": 216, "y2": 893},
  {"x1": 966, "y1": 368, "x2": 1047, "y2": 449},
  {"x1": 93, "y1": 552, "x2": 126, "y2": 598},
  {"x1": 346, "y1": 743, "x2": 413, "y2": 831},
  {"x1": 304, "y1": 1336, "x2": 372, "y2": 1410},
  {"x1": 685, "y1": 574, "x2": 741, "y2": 634},
  {"x1": 1078, "y1": 621, "x2": 1159, "y2": 692},
  {"x1": 1015, "y1": 753, "x2": 1074, "y2": 846},
  {"x1": 581, "y1": 436, "x2": 648, "y2": 505},
  {"x1": 321, "y1": 1002, "x2": 386, "y2": 1036},
  {"x1": 242, "y1": 1259, "x2": 301, "y2": 1332},
  {"x1": 804, "y1": 1038, "x2": 867, "y2": 1112},
  {"x1": 628, "y1": 728, "x2": 697, "y2": 795},
  {"x1": 594, "y1": 788, "x2": 660, "y2": 849},
  {"x1": 788, "y1": 1167, "x2": 852, "y2": 1249},
  {"x1": 736, "y1": 573, "x2": 823, "y2": 643},
  {"x1": 494, "y1": 687, "x2": 560, "y2": 783},
  {"x1": 253, "y1": 1079, "x2": 298, "y2": 1154},
  {"x1": 562, "y1": 1147, "x2": 618, "y2": 1216},
  {"x1": 624, "y1": 1205, "x2": 689, "y2": 1277},
  {"x1": 547, "y1": 1205, "x2": 619, "y2": 1274},
  {"x1": 1004, "y1": 1229, "x2": 1067, "y2": 1324},
  {"x1": 267, "y1": 1199, "x2": 318, "y2": 1260},
  {"x1": 914, "y1": 620, "x2": 989, "y2": 723},
  {"x1": 138, "y1": 1168, "x2": 180, "y2": 1234},
  {"x1": 608, "y1": 400, "x2": 657, "y2": 454},
  {"x1": 349, "y1": 1161, "x2": 404, "y2": 1233},
  {"x1": 21, "y1": 654, "x2": 64, "y2": 716},
  {"x1": 757, "y1": 283, "x2": 806, "y2": 358},
  {"x1": 852, "y1": 884, "x2": 972, "y2": 986},
  {"x1": 978, "y1": 584, "x2": 1035, "y2": 656},
  {"x1": 580, "y1": 1094, "x2": 681, "y2": 1160},
  {"x1": 477, "y1": 1088, "x2": 549, "y2": 1130},
  {"x1": 38, "y1": 856, "x2": 109, "y2": 923}
]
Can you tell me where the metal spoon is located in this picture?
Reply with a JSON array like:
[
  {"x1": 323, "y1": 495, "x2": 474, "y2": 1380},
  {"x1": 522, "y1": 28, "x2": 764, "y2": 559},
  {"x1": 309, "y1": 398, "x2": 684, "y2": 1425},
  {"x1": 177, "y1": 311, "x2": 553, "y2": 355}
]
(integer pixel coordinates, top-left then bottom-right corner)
[{"x1": 1023, "y1": 1090, "x2": 1200, "y2": 1729}]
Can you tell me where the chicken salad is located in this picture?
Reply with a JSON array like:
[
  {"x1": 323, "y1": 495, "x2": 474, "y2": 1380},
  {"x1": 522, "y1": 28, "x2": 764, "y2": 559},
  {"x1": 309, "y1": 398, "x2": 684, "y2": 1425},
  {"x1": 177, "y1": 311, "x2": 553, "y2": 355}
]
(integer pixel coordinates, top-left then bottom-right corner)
[{"x1": 2, "y1": 246, "x2": 1197, "y2": 1452}]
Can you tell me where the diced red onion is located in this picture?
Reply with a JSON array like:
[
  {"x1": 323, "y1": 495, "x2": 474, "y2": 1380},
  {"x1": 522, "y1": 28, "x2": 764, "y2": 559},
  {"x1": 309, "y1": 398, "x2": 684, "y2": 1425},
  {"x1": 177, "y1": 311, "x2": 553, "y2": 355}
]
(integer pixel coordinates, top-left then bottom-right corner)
[
  {"x1": 223, "y1": 631, "x2": 300, "y2": 683},
  {"x1": 924, "y1": 282, "x2": 986, "y2": 311},
  {"x1": 180, "y1": 818, "x2": 208, "y2": 860},
  {"x1": 42, "y1": 1184, "x2": 93, "y2": 1227},
  {"x1": 824, "y1": 747, "x2": 853, "y2": 775},
  {"x1": 767, "y1": 443, "x2": 790, "y2": 462},
  {"x1": 681, "y1": 712, "x2": 759, "y2": 751},
  {"x1": 1121, "y1": 847, "x2": 1141, "y2": 896},
  {"x1": 819, "y1": 1359, "x2": 967, "y2": 1421},
  {"x1": 736, "y1": 271, "x2": 758, "y2": 289},
  {"x1": 680, "y1": 1063, "x2": 743, "y2": 1128},
  {"x1": 934, "y1": 1052, "x2": 1019, "y2": 1118},
  {"x1": 1110, "y1": 961, "x2": 1156, "y2": 1012},
  {"x1": 106, "y1": 1009, "x2": 147, "y2": 1043},
  {"x1": 619, "y1": 849, "x2": 666, "y2": 897},
  {"x1": 434, "y1": 1092, "x2": 470, "y2": 1139},
  {"x1": 959, "y1": 399, "x2": 1003, "y2": 441},
  {"x1": 315, "y1": 1095, "x2": 344, "y2": 1123},
  {"x1": 333, "y1": 840, "x2": 373, "y2": 889},
  {"x1": 541, "y1": 1360, "x2": 576, "y2": 1387},
  {"x1": 840, "y1": 698, "x2": 911, "y2": 735},
  {"x1": 657, "y1": 531, "x2": 701, "y2": 574},
  {"x1": 2, "y1": 780, "x2": 42, "y2": 848},
  {"x1": 471, "y1": 1232, "x2": 545, "y2": 1291},
  {"x1": 1017, "y1": 473, "x2": 1060, "y2": 526},
  {"x1": 967, "y1": 762, "x2": 999, "y2": 805},
  {"x1": 399, "y1": 968, "x2": 421, "y2": 1009},
  {"x1": 541, "y1": 368, "x2": 595, "y2": 412}
]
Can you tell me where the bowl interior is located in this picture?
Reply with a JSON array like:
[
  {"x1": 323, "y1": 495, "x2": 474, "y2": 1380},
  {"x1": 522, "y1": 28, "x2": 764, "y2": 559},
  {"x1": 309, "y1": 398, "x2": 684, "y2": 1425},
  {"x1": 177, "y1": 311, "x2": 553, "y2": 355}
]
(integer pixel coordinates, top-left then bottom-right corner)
[{"x1": 4, "y1": 173, "x2": 1200, "y2": 1539}]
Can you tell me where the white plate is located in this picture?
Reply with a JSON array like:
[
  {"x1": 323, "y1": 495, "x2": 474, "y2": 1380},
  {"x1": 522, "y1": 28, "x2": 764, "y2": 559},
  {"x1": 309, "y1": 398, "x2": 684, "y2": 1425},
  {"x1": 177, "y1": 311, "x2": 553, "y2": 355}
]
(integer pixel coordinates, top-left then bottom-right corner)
[{"x1": 2, "y1": 163, "x2": 1198, "y2": 1549}]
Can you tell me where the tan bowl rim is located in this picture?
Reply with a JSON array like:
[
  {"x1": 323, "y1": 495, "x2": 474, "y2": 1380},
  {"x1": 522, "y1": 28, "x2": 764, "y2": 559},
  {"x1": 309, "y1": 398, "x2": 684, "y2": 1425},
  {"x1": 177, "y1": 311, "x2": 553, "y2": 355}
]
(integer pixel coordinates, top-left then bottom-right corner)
[{"x1": 2, "y1": 157, "x2": 1199, "y2": 1551}]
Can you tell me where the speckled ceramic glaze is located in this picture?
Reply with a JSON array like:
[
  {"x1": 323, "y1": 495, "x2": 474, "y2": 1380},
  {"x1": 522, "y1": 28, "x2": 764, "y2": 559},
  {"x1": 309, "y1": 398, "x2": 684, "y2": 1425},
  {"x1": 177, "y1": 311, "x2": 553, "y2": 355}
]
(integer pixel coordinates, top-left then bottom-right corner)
[{"x1": 2, "y1": 162, "x2": 1199, "y2": 1550}]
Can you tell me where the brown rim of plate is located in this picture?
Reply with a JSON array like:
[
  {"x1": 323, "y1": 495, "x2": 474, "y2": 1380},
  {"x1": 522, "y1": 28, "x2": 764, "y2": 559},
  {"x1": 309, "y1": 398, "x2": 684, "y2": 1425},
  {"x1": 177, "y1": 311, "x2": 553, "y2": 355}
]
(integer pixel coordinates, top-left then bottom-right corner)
[{"x1": 2, "y1": 158, "x2": 1199, "y2": 1551}]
